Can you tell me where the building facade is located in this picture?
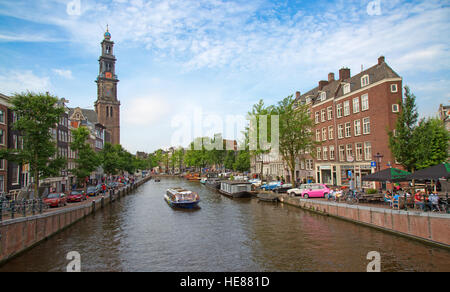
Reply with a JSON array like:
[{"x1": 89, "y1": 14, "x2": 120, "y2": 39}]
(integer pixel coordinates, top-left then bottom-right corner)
[
  {"x1": 296, "y1": 56, "x2": 403, "y2": 188},
  {"x1": 0, "y1": 94, "x2": 9, "y2": 194},
  {"x1": 94, "y1": 28, "x2": 120, "y2": 145}
]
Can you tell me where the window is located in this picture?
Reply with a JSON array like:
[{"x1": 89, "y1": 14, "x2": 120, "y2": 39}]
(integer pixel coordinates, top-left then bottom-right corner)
[
  {"x1": 354, "y1": 120, "x2": 361, "y2": 136},
  {"x1": 317, "y1": 147, "x2": 322, "y2": 160},
  {"x1": 329, "y1": 146, "x2": 335, "y2": 160},
  {"x1": 345, "y1": 122, "x2": 351, "y2": 137},
  {"x1": 11, "y1": 164, "x2": 19, "y2": 185},
  {"x1": 337, "y1": 103, "x2": 343, "y2": 118},
  {"x1": 321, "y1": 109, "x2": 326, "y2": 122},
  {"x1": 110, "y1": 107, "x2": 113, "y2": 117},
  {"x1": 315, "y1": 112, "x2": 319, "y2": 124},
  {"x1": 393, "y1": 129, "x2": 398, "y2": 137},
  {"x1": 343, "y1": 100, "x2": 350, "y2": 116},
  {"x1": 339, "y1": 145, "x2": 345, "y2": 161},
  {"x1": 300, "y1": 160, "x2": 305, "y2": 170},
  {"x1": 364, "y1": 142, "x2": 372, "y2": 161},
  {"x1": 320, "y1": 92, "x2": 326, "y2": 101},
  {"x1": 392, "y1": 104, "x2": 399, "y2": 113},
  {"x1": 323, "y1": 147, "x2": 328, "y2": 160},
  {"x1": 343, "y1": 83, "x2": 351, "y2": 95},
  {"x1": 327, "y1": 106, "x2": 333, "y2": 120},
  {"x1": 316, "y1": 129, "x2": 321, "y2": 141},
  {"x1": 0, "y1": 159, "x2": 4, "y2": 170},
  {"x1": 0, "y1": 129, "x2": 4, "y2": 145},
  {"x1": 361, "y1": 94, "x2": 369, "y2": 111},
  {"x1": 353, "y1": 97, "x2": 360, "y2": 113},
  {"x1": 0, "y1": 175, "x2": 4, "y2": 193},
  {"x1": 361, "y1": 75, "x2": 370, "y2": 87},
  {"x1": 363, "y1": 117, "x2": 370, "y2": 134},
  {"x1": 355, "y1": 143, "x2": 363, "y2": 161},
  {"x1": 106, "y1": 106, "x2": 109, "y2": 117},
  {"x1": 322, "y1": 128, "x2": 327, "y2": 141},
  {"x1": 328, "y1": 126, "x2": 334, "y2": 140},
  {"x1": 338, "y1": 124, "x2": 344, "y2": 139},
  {"x1": 346, "y1": 144, "x2": 353, "y2": 160},
  {"x1": 391, "y1": 84, "x2": 398, "y2": 93},
  {"x1": 0, "y1": 110, "x2": 4, "y2": 124}
]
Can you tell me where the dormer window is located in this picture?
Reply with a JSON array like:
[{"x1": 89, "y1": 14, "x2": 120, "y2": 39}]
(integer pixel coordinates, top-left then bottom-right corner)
[
  {"x1": 320, "y1": 92, "x2": 326, "y2": 102},
  {"x1": 343, "y1": 83, "x2": 350, "y2": 95},
  {"x1": 361, "y1": 75, "x2": 370, "y2": 87}
]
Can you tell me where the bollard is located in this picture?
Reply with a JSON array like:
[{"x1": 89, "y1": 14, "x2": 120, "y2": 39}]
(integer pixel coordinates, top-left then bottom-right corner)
[
  {"x1": 11, "y1": 200, "x2": 15, "y2": 219},
  {"x1": 101, "y1": 197, "x2": 104, "y2": 208},
  {"x1": 404, "y1": 193, "x2": 407, "y2": 211},
  {"x1": 39, "y1": 199, "x2": 43, "y2": 214},
  {"x1": 22, "y1": 200, "x2": 26, "y2": 217},
  {"x1": 92, "y1": 200, "x2": 96, "y2": 213}
]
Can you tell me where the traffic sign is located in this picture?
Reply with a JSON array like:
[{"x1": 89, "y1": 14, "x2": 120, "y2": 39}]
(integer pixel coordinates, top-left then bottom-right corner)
[{"x1": 371, "y1": 161, "x2": 376, "y2": 168}]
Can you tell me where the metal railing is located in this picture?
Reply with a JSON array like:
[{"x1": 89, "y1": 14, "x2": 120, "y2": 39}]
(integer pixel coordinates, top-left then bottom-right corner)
[{"x1": 0, "y1": 197, "x2": 49, "y2": 222}]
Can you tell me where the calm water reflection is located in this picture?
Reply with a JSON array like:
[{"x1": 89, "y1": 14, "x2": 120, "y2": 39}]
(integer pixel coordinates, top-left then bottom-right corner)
[{"x1": 1, "y1": 177, "x2": 449, "y2": 272}]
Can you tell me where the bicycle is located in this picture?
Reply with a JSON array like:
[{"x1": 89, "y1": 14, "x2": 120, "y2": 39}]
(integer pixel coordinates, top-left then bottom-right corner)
[{"x1": 344, "y1": 190, "x2": 360, "y2": 205}]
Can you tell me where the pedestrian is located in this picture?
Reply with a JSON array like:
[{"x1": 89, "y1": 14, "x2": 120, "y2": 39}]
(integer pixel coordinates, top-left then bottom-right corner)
[{"x1": 102, "y1": 183, "x2": 106, "y2": 195}]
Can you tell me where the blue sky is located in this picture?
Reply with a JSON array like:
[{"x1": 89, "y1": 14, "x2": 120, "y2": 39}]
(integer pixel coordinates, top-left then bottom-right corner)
[{"x1": 0, "y1": 0, "x2": 449, "y2": 153}]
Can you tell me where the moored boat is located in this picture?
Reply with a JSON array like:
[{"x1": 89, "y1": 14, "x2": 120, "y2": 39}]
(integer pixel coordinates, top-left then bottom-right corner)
[
  {"x1": 165, "y1": 187, "x2": 200, "y2": 209},
  {"x1": 200, "y1": 177, "x2": 207, "y2": 184},
  {"x1": 218, "y1": 181, "x2": 252, "y2": 198},
  {"x1": 205, "y1": 178, "x2": 221, "y2": 190}
]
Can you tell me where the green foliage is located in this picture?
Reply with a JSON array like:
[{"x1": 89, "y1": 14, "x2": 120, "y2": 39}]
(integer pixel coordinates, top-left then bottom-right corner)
[
  {"x1": 366, "y1": 188, "x2": 378, "y2": 194},
  {"x1": 100, "y1": 143, "x2": 138, "y2": 175},
  {"x1": 70, "y1": 127, "x2": 100, "y2": 184},
  {"x1": 233, "y1": 150, "x2": 250, "y2": 172},
  {"x1": 389, "y1": 86, "x2": 449, "y2": 172},
  {"x1": 274, "y1": 95, "x2": 317, "y2": 185}
]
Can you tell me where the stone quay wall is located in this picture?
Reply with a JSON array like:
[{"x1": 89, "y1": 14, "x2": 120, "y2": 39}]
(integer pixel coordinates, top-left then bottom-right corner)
[
  {"x1": 0, "y1": 176, "x2": 151, "y2": 266},
  {"x1": 278, "y1": 195, "x2": 450, "y2": 248}
]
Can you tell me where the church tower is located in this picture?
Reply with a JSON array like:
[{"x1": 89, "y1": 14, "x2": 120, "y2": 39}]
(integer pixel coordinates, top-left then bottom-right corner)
[{"x1": 95, "y1": 27, "x2": 120, "y2": 145}]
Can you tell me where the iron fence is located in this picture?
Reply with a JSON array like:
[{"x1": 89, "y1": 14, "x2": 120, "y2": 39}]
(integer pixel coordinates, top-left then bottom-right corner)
[{"x1": 0, "y1": 197, "x2": 49, "y2": 222}]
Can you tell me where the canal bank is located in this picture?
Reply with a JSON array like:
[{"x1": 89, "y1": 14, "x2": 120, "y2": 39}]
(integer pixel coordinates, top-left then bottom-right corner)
[
  {"x1": 0, "y1": 176, "x2": 152, "y2": 266},
  {"x1": 278, "y1": 194, "x2": 450, "y2": 248}
]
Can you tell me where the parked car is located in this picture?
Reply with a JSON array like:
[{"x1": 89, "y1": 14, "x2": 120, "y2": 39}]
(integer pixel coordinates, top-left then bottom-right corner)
[
  {"x1": 86, "y1": 186, "x2": 98, "y2": 197},
  {"x1": 67, "y1": 190, "x2": 87, "y2": 202},
  {"x1": 274, "y1": 183, "x2": 293, "y2": 193},
  {"x1": 288, "y1": 183, "x2": 331, "y2": 198},
  {"x1": 260, "y1": 181, "x2": 281, "y2": 191},
  {"x1": 43, "y1": 193, "x2": 67, "y2": 207}
]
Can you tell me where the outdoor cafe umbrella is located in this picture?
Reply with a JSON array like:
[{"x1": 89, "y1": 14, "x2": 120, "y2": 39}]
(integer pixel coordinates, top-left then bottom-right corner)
[
  {"x1": 362, "y1": 167, "x2": 411, "y2": 182},
  {"x1": 404, "y1": 163, "x2": 450, "y2": 181}
]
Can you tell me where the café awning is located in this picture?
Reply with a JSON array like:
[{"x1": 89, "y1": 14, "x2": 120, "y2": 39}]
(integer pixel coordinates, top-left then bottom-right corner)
[
  {"x1": 362, "y1": 167, "x2": 411, "y2": 182},
  {"x1": 404, "y1": 163, "x2": 450, "y2": 181}
]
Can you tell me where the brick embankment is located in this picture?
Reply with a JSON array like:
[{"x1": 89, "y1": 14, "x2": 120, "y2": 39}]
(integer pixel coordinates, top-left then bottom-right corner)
[
  {"x1": 278, "y1": 195, "x2": 450, "y2": 248},
  {"x1": 0, "y1": 175, "x2": 152, "y2": 266}
]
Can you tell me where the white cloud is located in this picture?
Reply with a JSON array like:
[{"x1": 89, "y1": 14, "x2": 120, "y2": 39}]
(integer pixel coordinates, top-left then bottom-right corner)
[
  {"x1": 52, "y1": 69, "x2": 73, "y2": 79},
  {"x1": 122, "y1": 96, "x2": 170, "y2": 126},
  {"x1": 0, "y1": 70, "x2": 51, "y2": 95}
]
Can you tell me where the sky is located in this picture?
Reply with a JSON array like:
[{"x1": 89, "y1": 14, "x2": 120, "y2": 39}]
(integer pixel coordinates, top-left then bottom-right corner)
[{"x1": 0, "y1": 0, "x2": 449, "y2": 154}]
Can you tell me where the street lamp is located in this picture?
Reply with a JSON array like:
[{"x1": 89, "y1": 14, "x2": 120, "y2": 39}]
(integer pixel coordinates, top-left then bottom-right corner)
[{"x1": 373, "y1": 152, "x2": 383, "y2": 173}]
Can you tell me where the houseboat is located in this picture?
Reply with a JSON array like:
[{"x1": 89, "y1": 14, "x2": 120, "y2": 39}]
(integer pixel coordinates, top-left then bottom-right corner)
[
  {"x1": 165, "y1": 187, "x2": 200, "y2": 209},
  {"x1": 205, "y1": 178, "x2": 221, "y2": 190},
  {"x1": 218, "y1": 181, "x2": 252, "y2": 198}
]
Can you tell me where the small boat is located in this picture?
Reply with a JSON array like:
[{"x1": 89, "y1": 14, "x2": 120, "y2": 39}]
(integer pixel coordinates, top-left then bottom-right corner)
[
  {"x1": 219, "y1": 181, "x2": 252, "y2": 198},
  {"x1": 200, "y1": 177, "x2": 207, "y2": 184},
  {"x1": 257, "y1": 192, "x2": 279, "y2": 202},
  {"x1": 155, "y1": 178, "x2": 161, "y2": 182},
  {"x1": 165, "y1": 187, "x2": 200, "y2": 209}
]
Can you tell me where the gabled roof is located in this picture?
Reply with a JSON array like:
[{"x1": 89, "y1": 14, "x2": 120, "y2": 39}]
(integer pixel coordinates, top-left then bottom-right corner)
[
  {"x1": 296, "y1": 59, "x2": 401, "y2": 106},
  {"x1": 69, "y1": 107, "x2": 98, "y2": 123}
]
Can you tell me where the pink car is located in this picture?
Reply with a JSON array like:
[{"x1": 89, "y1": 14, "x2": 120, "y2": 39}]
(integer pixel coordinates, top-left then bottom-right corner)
[{"x1": 300, "y1": 184, "x2": 331, "y2": 198}]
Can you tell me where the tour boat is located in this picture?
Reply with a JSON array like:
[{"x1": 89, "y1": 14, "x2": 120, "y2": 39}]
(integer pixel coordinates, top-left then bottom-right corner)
[
  {"x1": 165, "y1": 187, "x2": 200, "y2": 209},
  {"x1": 218, "y1": 181, "x2": 252, "y2": 198}
]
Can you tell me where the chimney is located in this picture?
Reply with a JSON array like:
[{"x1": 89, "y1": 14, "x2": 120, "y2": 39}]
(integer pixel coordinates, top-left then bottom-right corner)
[
  {"x1": 295, "y1": 91, "x2": 301, "y2": 99},
  {"x1": 318, "y1": 80, "x2": 328, "y2": 90},
  {"x1": 328, "y1": 72, "x2": 335, "y2": 82},
  {"x1": 339, "y1": 68, "x2": 351, "y2": 81},
  {"x1": 378, "y1": 56, "x2": 385, "y2": 65}
]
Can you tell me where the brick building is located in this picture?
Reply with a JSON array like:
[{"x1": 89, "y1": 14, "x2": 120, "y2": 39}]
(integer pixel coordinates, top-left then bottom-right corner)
[
  {"x1": 0, "y1": 94, "x2": 9, "y2": 194},
  {"x1": 295, "y1": 56, "x2": 403, "y2": 188}
]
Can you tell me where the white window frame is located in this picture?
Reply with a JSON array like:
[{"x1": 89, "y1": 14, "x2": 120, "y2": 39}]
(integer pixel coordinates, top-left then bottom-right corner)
[
  {"x1": 337, "y1": 103, "x2": 343, "y2": 118},
  {"x1": 329, "y1": 146, "x2": 335, "y2": 160},
  {"x1": 323, "y1": 146, "x2": 328, "y2": 160},
  {"x1": 327, "y1": 106, "x2": 333, "y2": 120},
  {"x1": 320, "y1": 92, "x2": 326, "y2": 102},
  {"x1": 392, "y1": 104, "x2": 399, "y2": 113},
  {"x1": 363, "y1": 117, "x2": 370, "y2": 134},
  {"x1": 354, "y1": 119, "x2": 361, "y2": 136},
  {"x1": 345, "y1": 122, "x2": 351, "y2": 138},
  {"x1": 391, "y1": 84, "x2": 398, "y2": 93},
  {"x1": 355, "y1": 143, "x2": 363, "y2": 161},
  {"x1": 328, "y1": 126, "x2": 334, "y2": 140},
  {"x1": 322, "y1": 128, "x2": 327, "y2": 141},
  {"x1": 343, "y1": 100, "x2": 350, "y2": 116},
  {"x1": 343, "y1": 83, "x2": 351, "y2": 95},
  {"x1": 361, "y1": 75, "x2": 370, "y2": 87},
  {"x1": 338, "y1": 124, "x2": 344, "y2": 139},
  {"x1": 361, "y1": 94, "x2": 369, "y2": 111},
  {"x1": 321, "y1": 109, "x2": 326, "y2": 122},
  {"x1": 339, "y1": 145, "x2": 345, "y2": 162},
  {"x1": 364, "y1": 142, "x2": 372, "y2": 161},
  {"x1": 315, "y1": 112, "x2": 319, "y2": 124},
  {"x1": 353, "y1": 97, "x2": 360, "y2": 113}
]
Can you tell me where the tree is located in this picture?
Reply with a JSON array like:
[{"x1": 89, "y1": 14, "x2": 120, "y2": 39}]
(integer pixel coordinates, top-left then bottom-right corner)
[
  {"x1": 70, "y1": 127, "x2": 100, "y2": 187},
  {"x1": 388, "y1": 86, "x2": 419, "y2": 172},
  {"x1": 274, "y1": 95, "x2": 317, "y2": 185},
  {"x1": 412, "y1": 118, "x2": 449, "y2": 169},
  {"x1": 233, "y1": 150, "x2": 250, "y2": 172},
  {"x1": 0, "y1": 92, "x2": 66, "y2": 197},
  {"x1": 246, "y1": 99, "x2": 275, "y2": 179},
  {"x1": 224, "y1": 150, "x2": 236, "y2": 170},
  {"x1": 100, "y1": 143, "x2": 121, "y2": 175}
]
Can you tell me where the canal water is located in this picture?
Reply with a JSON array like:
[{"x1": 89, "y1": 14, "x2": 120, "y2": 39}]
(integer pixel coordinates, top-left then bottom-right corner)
[{"x1": 1, "y1": 177, "x2": 449, "y2": 272}]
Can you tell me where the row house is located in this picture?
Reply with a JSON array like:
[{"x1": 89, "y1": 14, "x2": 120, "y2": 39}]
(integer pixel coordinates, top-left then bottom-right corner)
[
  {"x1": 296, "y1": 56, "x2": 403, "y2": 188},
  {"x1": 0, "y1": 94, "x2": 9, "y2": 194}
]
